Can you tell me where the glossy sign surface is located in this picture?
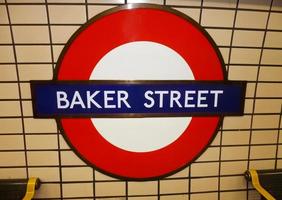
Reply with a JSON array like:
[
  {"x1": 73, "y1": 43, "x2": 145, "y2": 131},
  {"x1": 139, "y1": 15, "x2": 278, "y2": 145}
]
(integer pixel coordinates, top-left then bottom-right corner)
[{"x1": 32, "y1": 81, "x2": 245, "y2": 117}]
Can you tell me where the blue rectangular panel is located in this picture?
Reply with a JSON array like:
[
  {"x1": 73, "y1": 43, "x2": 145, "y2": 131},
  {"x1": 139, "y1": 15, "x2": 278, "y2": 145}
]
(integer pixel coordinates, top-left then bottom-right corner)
[{"x1": 31, "y1": 81, "x2": 246, "y2": 118}]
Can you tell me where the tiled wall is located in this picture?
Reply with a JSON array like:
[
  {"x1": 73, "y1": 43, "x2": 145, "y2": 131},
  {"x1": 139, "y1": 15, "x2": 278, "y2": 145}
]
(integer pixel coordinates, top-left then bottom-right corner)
[{"x1": 0, "y1": 0, "x2": 282, "y2": 199}]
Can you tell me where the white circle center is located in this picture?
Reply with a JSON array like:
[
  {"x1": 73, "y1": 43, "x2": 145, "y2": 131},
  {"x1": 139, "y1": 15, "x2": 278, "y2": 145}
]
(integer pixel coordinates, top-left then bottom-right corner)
[{"x1": 90, "y1": 41, "x2": 194, "y2": 152}]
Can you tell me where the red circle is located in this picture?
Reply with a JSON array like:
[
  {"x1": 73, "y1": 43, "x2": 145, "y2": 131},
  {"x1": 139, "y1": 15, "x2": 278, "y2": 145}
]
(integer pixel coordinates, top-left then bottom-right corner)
[{"x1": 56, "y1": 5, "x2": 224, "y2": 179}]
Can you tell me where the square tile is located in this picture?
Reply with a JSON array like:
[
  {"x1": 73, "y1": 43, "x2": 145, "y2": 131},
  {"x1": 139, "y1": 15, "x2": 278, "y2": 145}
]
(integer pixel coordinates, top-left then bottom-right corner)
[
  {"x1": 0, "y1": 65, "x2": 17, "y2": 81},
  {"x1": 0, "y1": 26, "x2": 12, "y2": 43}
]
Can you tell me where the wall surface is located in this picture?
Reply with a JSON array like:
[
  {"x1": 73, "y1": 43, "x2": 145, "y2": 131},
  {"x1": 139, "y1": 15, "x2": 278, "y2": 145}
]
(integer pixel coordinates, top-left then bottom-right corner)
[{"x1": 0, "y1": 0, "x2": 282, "y2": 199}]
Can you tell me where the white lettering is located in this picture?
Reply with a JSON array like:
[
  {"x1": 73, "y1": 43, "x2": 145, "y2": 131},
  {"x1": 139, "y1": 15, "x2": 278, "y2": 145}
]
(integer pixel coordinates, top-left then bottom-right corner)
[
  {"x1": 57, "y1": 91, "x2": 69, "y2": 109},
  {"x1": 117, "y1": 90, "x2": 131, "y2": 108},
  {"x1": 170, "y1": 90, "x2": 182, "y2": 108},
  {"x1": 144, "y1": 90, "x2": 155, "y2": 108},
  {"x1": 210, "y1": 90, "x2": 223, "y2": 107},
  {"x1": 86, "y1": 91, "x2": 101, "y2": 108},
  {"x1": 184, "y1": 91, "x2": 195, "y2": 108},
  {"x1": 197, "y1": 90, "x2": 208, "y2": 108},
  {"x1": 155, "y1": 91, "x2": 169, "y2": 108},
  {"x1": 104, "y1": 91, "x2": 116, "y2": 108},
  {"x1": 70, "y1": 91, "x2": 86, "y2": 109}
]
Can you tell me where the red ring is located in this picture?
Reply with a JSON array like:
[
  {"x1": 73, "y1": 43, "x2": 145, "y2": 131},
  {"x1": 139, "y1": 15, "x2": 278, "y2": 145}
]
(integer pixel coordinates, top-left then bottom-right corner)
[{"x1": 57, "y1": 6, "x2": 224, "y2": 179}]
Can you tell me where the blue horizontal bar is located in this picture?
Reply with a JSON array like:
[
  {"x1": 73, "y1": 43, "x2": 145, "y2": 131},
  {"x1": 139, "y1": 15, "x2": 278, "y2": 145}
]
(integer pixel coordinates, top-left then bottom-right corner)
[{"x1": 31, "y1": 81, "x2": 246, "y2": 118}]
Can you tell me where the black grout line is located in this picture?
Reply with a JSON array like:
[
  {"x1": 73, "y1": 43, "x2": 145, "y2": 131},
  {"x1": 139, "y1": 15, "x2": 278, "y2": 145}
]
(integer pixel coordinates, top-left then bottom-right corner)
[
  {"x1": 204, "y1": 26, "x2": 282, "y2": 32},
  {"x1": 3, "y1": 43, "x2": 282, "y2": 50},
  {"x1": 1, "y1": 79, "x2": 282, "y2": 84},
  {"x1": 0, "y1": 169, "x2": 261, "y2": 180},
  {"x1": 198, "y1": 0, "x2": 204, "y2": 25},
  {"x1": 4, "y1": 0, "x2": 29, "y2": 179},
  {"x1": 11, "y1": 174, "x2": 247, "y2": 184},
  {"x1": 1, "y1": 127, "x2": 282, "y2": 136},
  {"x1": 125, "y1": 180, "x2": 128, "y2": 200},
  {"x1": 43, "y1": 0, "x2": 64, "y2": 199},
  {"x1": 2, "y1": 112, "x2": 282, "y2": 118},
  {"x1": 0, "y1": 62, "x2": 282, "y2": 68},
  {"x1": 3, "y1": 43, "x2": 282, "y2": 54},
  {"x1": 2, "y1": 23, "x2": 282, "y2": 33},
  {"x1": 157, "y1": 178, "x2": 160, "y2": 200},
  {"x1": 246, "y1": 0, "x2": 274, "y2": 165},
  {"x1": 123, "y1": 1, "x2": 128, "y2": 199},
  {"x1": 217, "y1": 0, "x2": 240, "y2": 197},
  {"x1": 274, "y1": 105, "x2": 282, "y2": 169},
  {"x1": 2, "y1": 62, "x2": 282, "y2": 67},
  {"x1": 29, "y1": 187, "x2": 256, "y2": 200},
  {"x1": 83, "y1": 0, "x2": 96, "y2": 198},
  {"x1": 0, "y1": 158, "x2": 281, "y2": 171},
  {"x1": 188, "y1": 166, "x2": 191, "y2": 197},
  {"x1": 245, "y1": 1, "x2": 274, "y2": 199},
  {"x1": 166, "y1": 5, "x2": 282, "y2": 14},
  {"x1": 0, "y1": 2, "x2": 281, "y2": 14},
  {"x1": 192, "y1": 1, "x2": 204, "y2": 198},
  {"x1": 0, "y1": 142, "x2": 282, "y2": 153},
  {"x1": 0, "y1": 2, "x2": 124, "y2": 6}
]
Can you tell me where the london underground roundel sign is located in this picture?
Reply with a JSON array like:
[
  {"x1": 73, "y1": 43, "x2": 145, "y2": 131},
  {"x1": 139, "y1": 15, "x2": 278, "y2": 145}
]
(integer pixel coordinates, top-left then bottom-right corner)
[{"x1": 31, "y1": 4, "x2": 246, "y2": 180}]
